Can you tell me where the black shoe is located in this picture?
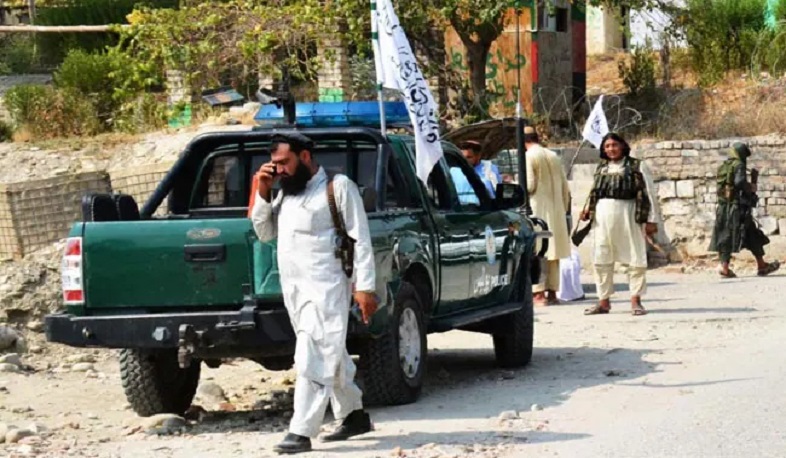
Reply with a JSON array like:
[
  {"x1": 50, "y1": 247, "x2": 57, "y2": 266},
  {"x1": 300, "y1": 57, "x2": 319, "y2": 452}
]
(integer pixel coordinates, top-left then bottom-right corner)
[
  {"x1": 321, "y1": 410, "x2": 372, "y2": 442},
  {"x1": 273, "y1": 433, "x2": 312, "y2": 454}
]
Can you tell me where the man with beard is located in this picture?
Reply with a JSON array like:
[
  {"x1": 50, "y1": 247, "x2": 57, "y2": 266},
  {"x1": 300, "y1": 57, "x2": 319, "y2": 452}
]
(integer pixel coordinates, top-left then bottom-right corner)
[{"x1": 251, "y1": 133, "x2": 378, "y2": 454}]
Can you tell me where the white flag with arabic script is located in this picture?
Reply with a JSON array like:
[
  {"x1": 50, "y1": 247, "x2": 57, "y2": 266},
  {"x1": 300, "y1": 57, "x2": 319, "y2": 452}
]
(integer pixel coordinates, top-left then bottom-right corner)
[
  {"x1": 582, "y1": 95, "x2": 609, "y2": 148},
  {"x1": 373, "y1": 0, "x2": 443, "y2": 184}
]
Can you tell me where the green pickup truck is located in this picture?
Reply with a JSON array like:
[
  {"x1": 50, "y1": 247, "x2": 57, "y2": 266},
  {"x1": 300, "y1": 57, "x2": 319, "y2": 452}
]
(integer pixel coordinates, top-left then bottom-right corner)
[{"x1": 45, "y1": 125, "x2": 549, "y2": 416}]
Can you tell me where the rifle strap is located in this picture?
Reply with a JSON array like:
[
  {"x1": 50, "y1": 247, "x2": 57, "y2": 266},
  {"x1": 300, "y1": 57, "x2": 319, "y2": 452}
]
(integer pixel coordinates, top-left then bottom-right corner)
[{"x1": 327, "y1": 177, "x2": 355, "y2": 279}]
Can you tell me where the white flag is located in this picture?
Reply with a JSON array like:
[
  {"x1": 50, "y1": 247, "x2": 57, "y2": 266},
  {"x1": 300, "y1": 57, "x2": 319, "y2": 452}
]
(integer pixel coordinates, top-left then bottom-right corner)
[
  {"x1": 582, "y1": 95, "x2": 609, "y2": 148},
  {"x1": 373, "y1": 0, "x2": 443, "y2": 185}
]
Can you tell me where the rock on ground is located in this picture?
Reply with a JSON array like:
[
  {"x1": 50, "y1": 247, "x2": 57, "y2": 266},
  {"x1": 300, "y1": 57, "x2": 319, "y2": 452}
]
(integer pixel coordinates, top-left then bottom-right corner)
[
  {"x1": 0, "y1": 363, "x2": 20, "y2": 373},
  {"x1": 0, "y1": 353, "x2": 22, "y2": 367},
  {"x1": 139, "y1": 414, "x2": 186, "y2": 431},
  {"x1": 0, "y1": 325, "x2": 18, "y2": 350},
  {"x1": 5, "y1": 428, "x2": 35, "y2": 444}
]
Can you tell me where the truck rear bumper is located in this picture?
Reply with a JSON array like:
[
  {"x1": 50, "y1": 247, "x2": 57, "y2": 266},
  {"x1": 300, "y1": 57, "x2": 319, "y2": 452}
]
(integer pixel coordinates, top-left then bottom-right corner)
[{"x1": 44, "y1": 307, "x2": 297, "y2": 358}]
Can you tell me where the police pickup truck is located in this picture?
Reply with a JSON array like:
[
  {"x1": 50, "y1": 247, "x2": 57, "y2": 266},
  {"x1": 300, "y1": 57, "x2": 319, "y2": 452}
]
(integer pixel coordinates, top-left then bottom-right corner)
[{"x1": 45, "y1": 101, "x2": 548, "y2": 416}]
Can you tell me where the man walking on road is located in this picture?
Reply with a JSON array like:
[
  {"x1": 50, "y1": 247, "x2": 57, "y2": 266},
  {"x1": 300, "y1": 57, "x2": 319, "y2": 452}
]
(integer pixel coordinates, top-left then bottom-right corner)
[
  {"x1": 251, "y1": 133, "x2": 378, "y2": 454},
  {"x1": 524, "y1": 126, "x2": 572, "y2": 306},
  {"x1": 709, "y1": 142, "x2": 780, "y2": 278}
]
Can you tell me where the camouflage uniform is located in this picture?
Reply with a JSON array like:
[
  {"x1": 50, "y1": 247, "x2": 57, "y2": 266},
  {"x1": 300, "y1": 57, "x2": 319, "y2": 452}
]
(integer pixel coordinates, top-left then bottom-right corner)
[{"x1": 708, "y1": 144, "x2": 769, "y2": 263}]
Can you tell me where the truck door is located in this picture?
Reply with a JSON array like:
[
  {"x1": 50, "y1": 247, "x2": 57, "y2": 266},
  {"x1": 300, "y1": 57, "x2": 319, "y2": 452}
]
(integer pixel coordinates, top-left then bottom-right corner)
[
  {"x1": 442, "y1": 152, "x2": 512, "y2": 307},
  {"x1": 424, "y1": 163, "x2": 473, "y2": 315}
]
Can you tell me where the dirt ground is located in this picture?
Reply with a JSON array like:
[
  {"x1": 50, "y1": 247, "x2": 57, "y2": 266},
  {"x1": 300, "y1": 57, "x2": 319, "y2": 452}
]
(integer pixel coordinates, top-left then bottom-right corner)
[{"x1": 1, "y1": 268, "x2": 785, "y2": 458}]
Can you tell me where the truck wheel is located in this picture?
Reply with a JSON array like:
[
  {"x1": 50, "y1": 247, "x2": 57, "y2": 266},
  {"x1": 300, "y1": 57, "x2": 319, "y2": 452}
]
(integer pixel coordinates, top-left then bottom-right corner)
[
  {"x1": 119, "y1": 349, "x2": 201, "y2": 417},
  {"x1": 492, "y1": 273, "x2": 534, "y2": 368},
  {"x1": 360, "y1": 283, "x2": 427, "y2": 406}
]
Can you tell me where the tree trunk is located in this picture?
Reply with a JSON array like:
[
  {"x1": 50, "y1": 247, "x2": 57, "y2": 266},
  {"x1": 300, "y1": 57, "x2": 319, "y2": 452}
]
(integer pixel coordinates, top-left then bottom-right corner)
[{"x1": 465, "y1": 41, "x2": 490, "y2": 116}]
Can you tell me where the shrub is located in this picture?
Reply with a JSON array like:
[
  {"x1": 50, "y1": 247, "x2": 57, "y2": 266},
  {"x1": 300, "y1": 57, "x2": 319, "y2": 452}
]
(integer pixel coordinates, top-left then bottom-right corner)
[
  {"x1": 5, "y1": 84, "x2": 100, "y2": 139},
  {"x1": 113, "y1": 92, "x2": 170, "y2": 133},
  {"x1": 683, "y1": 0, "x2": 767, "y2": 85},
  {"x1": 4, "y1": 85, "x2": 50, "y2": 127},
  {"x1": 55, "y1": 49, "x2": 119, "y2": 127},
  {"x1": 0, "y1": 35, "x2": 42, "y2": 74},
  {"x1": 618, "y1": 40, "x2": 658, "y2": 97}
]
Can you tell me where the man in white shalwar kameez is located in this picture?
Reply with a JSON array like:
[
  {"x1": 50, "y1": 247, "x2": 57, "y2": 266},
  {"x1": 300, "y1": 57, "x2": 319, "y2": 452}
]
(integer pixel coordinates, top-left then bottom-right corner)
[
  {"x1": 251, "y1": 133, "x2": 378, "y2": 454},
  {"x1": 581, "y1": 133, "x2": 659, "y2": 316},
  {"x1": 524, "y1": 127, "x2": 572, "y2": 306}
]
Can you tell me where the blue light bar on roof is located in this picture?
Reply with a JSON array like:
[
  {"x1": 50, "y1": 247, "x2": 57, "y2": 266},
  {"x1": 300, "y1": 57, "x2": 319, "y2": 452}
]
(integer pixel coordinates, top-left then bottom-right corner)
[{"x1": 254, "y1": 101, "x2": 411, "y2": 128}]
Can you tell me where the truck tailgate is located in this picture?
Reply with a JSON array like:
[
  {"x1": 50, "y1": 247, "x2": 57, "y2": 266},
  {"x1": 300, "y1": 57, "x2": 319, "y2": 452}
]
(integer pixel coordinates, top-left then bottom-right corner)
[{"x1": 82, "y1": 219, "x2": 255, "y2": 309}]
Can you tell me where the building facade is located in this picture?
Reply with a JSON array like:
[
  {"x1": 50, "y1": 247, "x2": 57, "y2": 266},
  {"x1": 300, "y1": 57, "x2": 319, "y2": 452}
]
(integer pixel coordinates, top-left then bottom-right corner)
[{"x1": 444, "y1": 0, "x2": 587, "y2": 121}]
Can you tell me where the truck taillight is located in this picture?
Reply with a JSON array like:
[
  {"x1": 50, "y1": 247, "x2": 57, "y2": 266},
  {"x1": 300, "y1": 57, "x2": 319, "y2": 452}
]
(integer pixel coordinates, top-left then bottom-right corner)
[{"x1": 62, "y1": 237, "x2": 84, "y2": 305}]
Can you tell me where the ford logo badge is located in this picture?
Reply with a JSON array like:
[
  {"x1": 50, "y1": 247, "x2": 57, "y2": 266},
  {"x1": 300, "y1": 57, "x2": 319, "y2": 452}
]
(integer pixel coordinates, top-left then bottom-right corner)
[{"x1": 187, "y1": 228, "x2": 221, "y2": 240}]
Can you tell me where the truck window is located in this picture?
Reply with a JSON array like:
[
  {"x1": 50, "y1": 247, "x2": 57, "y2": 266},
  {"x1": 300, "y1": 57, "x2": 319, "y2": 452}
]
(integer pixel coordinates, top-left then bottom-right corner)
[
  {"x1": 445, "y1": 154, "x2": 492, "y2": 211},
  {"x1": 192, "y1": 140, "x2": 379, "y2": 211},
  {"x1": 384, "y1": 155, "x2": 414, "y2": 209},
  {"x1": 198, "y1": 155, "x2": 244, "y2": 208}
]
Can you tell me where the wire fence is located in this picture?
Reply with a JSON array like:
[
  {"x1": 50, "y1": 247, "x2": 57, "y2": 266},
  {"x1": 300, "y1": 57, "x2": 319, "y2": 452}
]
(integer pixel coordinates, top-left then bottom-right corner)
[
  {"x1": 0, "y1": 163, "x2": 177, "y2": 260},
  {"x1": 0, "y1": 172, "x2": 111, "y2": 260},
  {"x1": 109, "y1": 162, "x2": 174, "y2": 216}
]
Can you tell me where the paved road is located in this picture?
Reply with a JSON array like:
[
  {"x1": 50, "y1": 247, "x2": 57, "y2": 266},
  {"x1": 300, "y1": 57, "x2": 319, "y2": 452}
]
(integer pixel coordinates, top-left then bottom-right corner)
[
  {"x1": 520, "y1": 272, "x2": 786, "y2": 458},
  {"x1": 4, "y1": 271, "x2": 784, "y2": 458}
]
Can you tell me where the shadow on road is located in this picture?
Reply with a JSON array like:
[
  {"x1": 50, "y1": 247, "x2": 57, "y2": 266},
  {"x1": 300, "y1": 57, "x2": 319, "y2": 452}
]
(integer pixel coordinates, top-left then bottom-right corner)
[
  {"x1": 367, "y1": 344, "x2": 657, "y2": 422},
  {"x1": 583, "y1": 281, "x2": 674, "y2": 295},
  {"x1": 180, "y1": 344, "x2": 654, "y2": 445},
  {"x1": 324, "y1": 429, "x2": 589, "y2": 454}
]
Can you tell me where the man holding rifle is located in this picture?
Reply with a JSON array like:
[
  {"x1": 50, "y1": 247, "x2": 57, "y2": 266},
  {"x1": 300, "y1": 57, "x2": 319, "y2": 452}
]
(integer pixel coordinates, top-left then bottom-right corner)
[{"x1": 709, "y1": 142, "x2": 781, "y2": 278}]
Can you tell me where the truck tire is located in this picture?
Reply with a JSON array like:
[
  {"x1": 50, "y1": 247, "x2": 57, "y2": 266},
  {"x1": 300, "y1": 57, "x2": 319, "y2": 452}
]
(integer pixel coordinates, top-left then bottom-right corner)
[
  {"x1": 119, "y1": 349, "x2": 201, "y2": 417},
  {"x1": 360, "y1": 283, "x2": 427, "y2": 406},
  {"x1": 492, "y1": 269, "x2": 534, "y2": 368}
]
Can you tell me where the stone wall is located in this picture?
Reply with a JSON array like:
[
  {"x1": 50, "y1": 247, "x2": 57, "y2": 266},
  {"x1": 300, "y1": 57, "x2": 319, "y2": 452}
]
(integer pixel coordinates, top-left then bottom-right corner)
[{"x1": 636, "y1": 135, "x2": 786, "y2": 259}]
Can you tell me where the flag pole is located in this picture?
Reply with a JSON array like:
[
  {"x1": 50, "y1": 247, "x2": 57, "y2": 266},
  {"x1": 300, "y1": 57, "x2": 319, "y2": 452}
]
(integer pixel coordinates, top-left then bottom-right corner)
[
  {"x1": 514, "y1": 1, "x2": 532, "y2": 215},
  {"x1": 566, "y1": 139, "x2": 586, "y2": 180},
  {"x1": 371, "y1": 1, "x2": 387, "y2": 135}
]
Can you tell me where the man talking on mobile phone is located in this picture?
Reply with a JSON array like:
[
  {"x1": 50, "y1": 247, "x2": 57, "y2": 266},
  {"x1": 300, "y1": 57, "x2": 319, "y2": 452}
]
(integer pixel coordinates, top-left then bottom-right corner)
[{"x1": 250, "y1": 133, "x2": 377, "y2": 454}]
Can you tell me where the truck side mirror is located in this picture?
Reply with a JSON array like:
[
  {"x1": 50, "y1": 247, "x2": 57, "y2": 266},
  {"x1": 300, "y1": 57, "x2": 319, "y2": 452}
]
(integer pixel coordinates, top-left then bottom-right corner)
[{"x1": 495, "y1": 183, "x2": 525, "y2": 210}]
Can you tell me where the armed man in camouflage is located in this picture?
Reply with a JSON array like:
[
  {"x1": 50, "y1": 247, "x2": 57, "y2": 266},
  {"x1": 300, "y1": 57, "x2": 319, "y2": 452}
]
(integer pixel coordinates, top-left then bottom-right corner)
[{"x1": 709, "y1": 142, "x2": 781, "y2": 278}]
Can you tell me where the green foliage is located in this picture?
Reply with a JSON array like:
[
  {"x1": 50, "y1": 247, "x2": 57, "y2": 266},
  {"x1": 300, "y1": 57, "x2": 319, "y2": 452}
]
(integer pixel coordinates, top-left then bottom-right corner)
[
  {"x1": 682, "y1": 0, "x2": 767, "y2": 85},
  {"x1": 5, "y1": 84, "x2": 100, "y2": 139},
  {"x1": 35, "y1": 0, "x2": 178, "y2": 66},
  {"x1": 0, "y1": 35, "x2": 43, "y2": 74},
  {"x1": 4, "y1": 85, "x2": 50, "y2": 126},
  {"x1": 55, "y1": 49, "x2": 122, "y2": 127},
  {"x1": 618, "y1": 40, "x2": 658, "y2": 96},
  {"x1": 116, "y1": 0, "x2": 340, "y2": 102},
  {"x1": 0, "y1": 121, "x2": 12, "y2": 142}
]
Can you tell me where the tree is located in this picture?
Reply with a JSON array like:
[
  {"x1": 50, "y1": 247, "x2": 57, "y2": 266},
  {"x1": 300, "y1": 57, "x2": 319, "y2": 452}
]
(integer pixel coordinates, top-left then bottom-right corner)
[{"x1": 115, "y1": 0, "x2": 344, "y2": 99}]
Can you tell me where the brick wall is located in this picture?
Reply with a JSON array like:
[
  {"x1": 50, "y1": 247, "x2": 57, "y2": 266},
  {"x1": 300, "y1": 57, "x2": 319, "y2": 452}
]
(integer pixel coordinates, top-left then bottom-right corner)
[{"x1": 317, "y1": 37, "x2": 351, "y2": 102}]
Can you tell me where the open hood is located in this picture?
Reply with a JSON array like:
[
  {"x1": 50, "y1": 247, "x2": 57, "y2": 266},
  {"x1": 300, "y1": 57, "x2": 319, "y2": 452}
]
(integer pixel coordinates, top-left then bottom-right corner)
[{"x1": 442, "y1": 118, "x2": 526, "y2": 159}]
